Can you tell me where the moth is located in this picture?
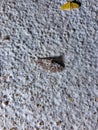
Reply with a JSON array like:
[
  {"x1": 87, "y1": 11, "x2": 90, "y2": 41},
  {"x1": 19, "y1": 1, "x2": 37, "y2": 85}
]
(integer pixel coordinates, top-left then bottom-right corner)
[
  {"x1": 60, "y1": 1, "x2": 81, "y2": 10},
  {"x1": 38, "y1": 55, "x2": 65, "y2": 72}
]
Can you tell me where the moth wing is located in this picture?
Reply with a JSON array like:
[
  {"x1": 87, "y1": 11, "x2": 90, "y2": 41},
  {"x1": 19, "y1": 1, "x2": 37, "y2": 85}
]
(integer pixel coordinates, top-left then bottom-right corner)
[
  {"x1": 71, "y1": 2, "x2": 80, "y2": 9},
  {"x1": 60, "y1": 1, "x2": 71, "y2": 10}
]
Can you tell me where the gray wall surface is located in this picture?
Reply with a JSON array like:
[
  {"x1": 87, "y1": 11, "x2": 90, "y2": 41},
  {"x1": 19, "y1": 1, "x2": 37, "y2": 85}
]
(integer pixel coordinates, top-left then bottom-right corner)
[{"x1": 0, "y1": 0, "x2": 98, "y2": 129}]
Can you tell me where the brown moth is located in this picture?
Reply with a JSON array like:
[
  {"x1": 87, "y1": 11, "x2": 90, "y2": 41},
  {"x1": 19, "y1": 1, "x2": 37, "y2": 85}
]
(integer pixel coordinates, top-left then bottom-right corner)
[{"x1": 38, "y1": 55, "x2": 65, "y2": 72}]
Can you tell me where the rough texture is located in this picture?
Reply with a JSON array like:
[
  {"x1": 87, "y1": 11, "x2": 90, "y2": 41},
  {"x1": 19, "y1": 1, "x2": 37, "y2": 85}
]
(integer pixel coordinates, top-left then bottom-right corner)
[{"x1": 0, "y1": 0, "x2": 98, "y2": 130}]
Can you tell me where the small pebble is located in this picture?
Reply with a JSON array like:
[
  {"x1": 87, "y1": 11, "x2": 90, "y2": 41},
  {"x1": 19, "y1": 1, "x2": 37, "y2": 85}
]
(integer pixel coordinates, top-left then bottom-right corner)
[
  {"x1": 56, "y1": 120, "x2": 62, "y2": 126},
  {"x1": 39, "y1": 121, "x2": 44, "y2": 126},
  {"x1": 2, "y1": 101, "x2": 9, "y2": 107},
  {"x1": 68, "y1": 97, "x2": 74, "y2": 103}
]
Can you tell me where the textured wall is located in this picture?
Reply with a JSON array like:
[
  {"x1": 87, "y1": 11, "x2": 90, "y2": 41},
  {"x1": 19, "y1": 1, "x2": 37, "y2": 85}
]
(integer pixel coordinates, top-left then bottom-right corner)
[{"x1": 0, "y1": 0, "x2": 98, "y2": 130}]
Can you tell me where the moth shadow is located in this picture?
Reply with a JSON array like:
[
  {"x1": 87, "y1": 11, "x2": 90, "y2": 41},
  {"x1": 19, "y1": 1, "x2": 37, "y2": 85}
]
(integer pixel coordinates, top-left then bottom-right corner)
[
  {"x1": 38, "y1": 55, "x2": 65, "y2": 68},
  {"x1": 72, "y1": 0, "x2": 81, "y2": 6}
]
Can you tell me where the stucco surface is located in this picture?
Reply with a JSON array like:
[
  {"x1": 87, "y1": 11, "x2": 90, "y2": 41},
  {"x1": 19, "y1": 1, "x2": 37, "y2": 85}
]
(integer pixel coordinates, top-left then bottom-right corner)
[{"x1": 0, "y1": 0, "x2": 98, "y2": 130}]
